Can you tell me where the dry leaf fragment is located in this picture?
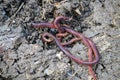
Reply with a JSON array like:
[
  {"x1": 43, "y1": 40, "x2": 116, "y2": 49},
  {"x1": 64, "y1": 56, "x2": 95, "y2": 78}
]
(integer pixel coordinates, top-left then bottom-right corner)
[{"x1": 75, "y1": 8, "x2": 81, "y2": 15}]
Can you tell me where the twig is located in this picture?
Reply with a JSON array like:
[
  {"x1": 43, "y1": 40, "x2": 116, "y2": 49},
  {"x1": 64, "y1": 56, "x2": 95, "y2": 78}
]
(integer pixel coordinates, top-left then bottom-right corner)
[{"x1": 6, "y1": 2, "x2": 24, "y2": 25}]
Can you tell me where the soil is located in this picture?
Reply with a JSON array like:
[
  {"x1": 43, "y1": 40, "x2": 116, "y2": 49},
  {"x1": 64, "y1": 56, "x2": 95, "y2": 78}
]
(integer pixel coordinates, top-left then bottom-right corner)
[{"x1": 0, "y1": 0, "x2": 120, "y2": 80}]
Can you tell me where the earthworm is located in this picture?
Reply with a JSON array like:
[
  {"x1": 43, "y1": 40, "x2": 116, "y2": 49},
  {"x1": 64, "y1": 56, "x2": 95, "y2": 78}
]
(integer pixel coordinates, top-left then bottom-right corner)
[
  {"x1": 54, "y1": 16, "x2": 70, "y2": 28},
  {"x1": 32, "y1": 16, "x2": 100, "y2": 80},
  {"x1": 31, "y1": 23, "x2": 55, "y2": 29},
  {"x1": 54, "y1": 16, "x2": 77, "y2": 33},
  {"x1": 31, "y1": 16, "x2": 100, "y2": 65},
  {"x1": 87, "y1": 38, "x2": 98, "y2": 80},
  {"x1": 41, "y1": 26, "x2": 100, "y2": 66},
  {"x1": 31, "y1": 16, "x2": 70, "y2": 30},
  {"x1": 61, "y1": 26, "x2": 100, "y2": 65},
  {"x1": 41, "y1": 32, "x2": 54, "y2": 42},
  {"x1": 54, "y1": 16, "x2": 77, "y2": 28},
  {"x1": 59, "y1": 26, "x2": 99, "y2": 79},
  {"x1": 41, "y1": 31, "x2": 98, "y2": 80}
]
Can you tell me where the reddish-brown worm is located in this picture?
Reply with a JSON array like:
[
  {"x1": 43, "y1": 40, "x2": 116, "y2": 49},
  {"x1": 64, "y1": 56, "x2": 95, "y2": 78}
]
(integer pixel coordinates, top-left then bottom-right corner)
[
  {"x1": 41, "y1": 32, "x2": 98, "y2": 80},
  {"x1": 53, "y1": 16, "x2": 99, "y2": 65},
  {"x1": 54, "y1": 16, "x2": 69, "y2": 27},
  {"x1": 53, "y1": 16, "x2": 76, "y2": 33},
  {"x1": 41, "y1": 26, "x2": 100, "y2": 66},
  {"x1": 87, "y1": 38, "x2": 97, "y2": 80},
  {"x1": 56, "y1": 28, "x2": 98, "y2": 79},
  {"x1": 61, "y1": 26, "x2": 100, "y2": 65},
  {"x1": 32, "y1": 21, "x2": 100, "y2": 65},
  {"x1": 31, "y1": 23, "x2": 55, "y2": 29},
  {"x1": 41, "y1": 31, "x2": 98, "y2": 80},
  {"x1": 59, "y1": 27, "x2": 99, "y2": 80},
  {"x1": 32, "y1": 16, "x2": 100, "y2": 80},
  {"x1": 32, "y1": 16, "x2": 73, "y2": 40}
]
